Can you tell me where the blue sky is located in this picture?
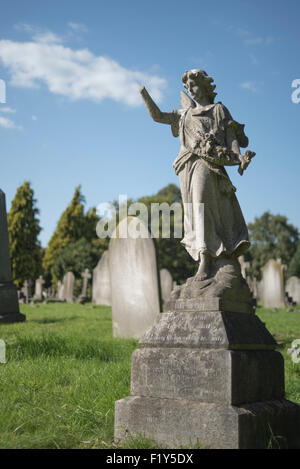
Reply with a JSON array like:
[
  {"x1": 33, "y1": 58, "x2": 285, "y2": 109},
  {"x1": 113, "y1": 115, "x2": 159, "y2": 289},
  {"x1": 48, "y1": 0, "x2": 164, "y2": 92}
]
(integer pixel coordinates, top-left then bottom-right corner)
[{"x1": 0, "y1": 0, "x2": 299, "y2": 246}]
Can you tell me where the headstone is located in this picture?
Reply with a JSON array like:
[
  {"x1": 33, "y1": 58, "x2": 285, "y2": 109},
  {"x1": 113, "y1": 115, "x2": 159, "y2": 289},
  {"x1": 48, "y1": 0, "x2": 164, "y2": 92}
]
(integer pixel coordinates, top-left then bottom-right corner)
[
  {"x1": 34, "y1": 275, "x2": 45, "y2": 301},
  {"x1": 92, "y1": 251, "x2": 111, "y2": 306},
  {"x1": 109, "y1": 216, "x2": 160, "y2": 339},
  {"x1": 0, "y1": 189, "x2": 25, "y2": 323},
  {"x1": 78, "y1": 268, "x2": 91, "y2": 303},
  {"x1": 160, "y1": 268, "x2": 173, "y2": 303},
  {"x1": 63, "y1": 272, "x2": 75, "y2": 303},
  {"x1": 22, "y1": 280, "x2": 31, "y2": 303},
  {"x1": 57, "y1": 280, "x2": 65, "y2": 301},
  {"x1": 47, "y1": 285, "x2": 55, "y2": 298},
  {"x1": 115, "y1": 71, "x2": 300, "y2": 449},
  {"x1": 261, "y1": 259, "x2": 286, "y2": 308},
  {"x1": 286, "y1": 276, "x2": 300, "y2": 305}
]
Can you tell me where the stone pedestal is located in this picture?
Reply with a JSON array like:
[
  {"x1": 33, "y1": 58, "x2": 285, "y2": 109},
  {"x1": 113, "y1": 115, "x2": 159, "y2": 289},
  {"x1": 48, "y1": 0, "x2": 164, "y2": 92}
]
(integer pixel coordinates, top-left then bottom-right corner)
[
  {"x1": 115, "y1": 301, "x2": 300, "y2": 448},
  {"x1": 0, "y1": 190, "x2": 25, "y2": 324}
]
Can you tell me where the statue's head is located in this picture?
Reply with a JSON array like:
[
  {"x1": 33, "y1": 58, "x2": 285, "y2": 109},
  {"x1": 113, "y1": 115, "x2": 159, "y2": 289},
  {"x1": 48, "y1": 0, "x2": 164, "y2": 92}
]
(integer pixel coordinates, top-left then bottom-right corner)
[{"x1": 182, "y1": 69, "x2": 217, "y2": 104}]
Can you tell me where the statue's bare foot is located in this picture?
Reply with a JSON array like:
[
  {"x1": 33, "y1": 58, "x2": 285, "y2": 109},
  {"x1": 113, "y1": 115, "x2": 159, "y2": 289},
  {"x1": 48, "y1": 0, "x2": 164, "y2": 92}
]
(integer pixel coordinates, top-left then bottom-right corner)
[
  {"x1": 194, "y1": 252, "x2": 212, "y2": 282},
  {"x1": 194, "y1": 271, "x2": 209, "y2": 281}
]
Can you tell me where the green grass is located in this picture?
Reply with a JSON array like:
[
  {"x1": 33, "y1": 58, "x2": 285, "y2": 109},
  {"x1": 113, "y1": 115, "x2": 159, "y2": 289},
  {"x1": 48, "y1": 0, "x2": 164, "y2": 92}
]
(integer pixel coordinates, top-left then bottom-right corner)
[
  {"x1": 0, "y1": 303, "x2": 138, "y2": 449},
  {"x1": 0, "y1": 303, "x2": 299, "y2": 449},
  {"x1": 256, "y1": 306, "x2": 300, "y2": 406}
]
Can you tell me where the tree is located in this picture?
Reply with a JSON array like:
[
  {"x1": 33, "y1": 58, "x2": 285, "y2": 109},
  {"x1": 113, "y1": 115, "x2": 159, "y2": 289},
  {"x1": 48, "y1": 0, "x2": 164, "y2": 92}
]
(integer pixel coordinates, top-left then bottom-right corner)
[
  {"x1": 288, "y1": 241, "x2": 300, "y2": 278},
  {"x1": 43, "y1": 186, "x2": 100, "y2": 281},
  {"x1": 53, "y1": 238, "x2": 102, "y2": 296},
  {"x1": 7, "y1": 181, "x2": 42, "y2": 288},
  {"x1": 247, "y1": 211, "x2": 299, "y2": 279},
  {"x1": 138, "y1": 184, "x2": 196, "y2": 283}
]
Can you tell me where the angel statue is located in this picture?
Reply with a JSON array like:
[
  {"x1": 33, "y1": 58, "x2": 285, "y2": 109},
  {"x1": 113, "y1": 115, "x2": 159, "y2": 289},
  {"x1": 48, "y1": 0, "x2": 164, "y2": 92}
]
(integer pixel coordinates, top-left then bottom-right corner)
[{"x1": 140, "y1": 70, "x2": 255, "y2": 302}]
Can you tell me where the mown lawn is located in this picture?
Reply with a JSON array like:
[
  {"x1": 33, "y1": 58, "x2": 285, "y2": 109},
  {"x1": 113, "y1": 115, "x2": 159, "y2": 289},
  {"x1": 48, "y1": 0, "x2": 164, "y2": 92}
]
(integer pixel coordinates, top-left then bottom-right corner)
[{"x1": 0, "y1": 303, "x2": 299, "y2": 449}]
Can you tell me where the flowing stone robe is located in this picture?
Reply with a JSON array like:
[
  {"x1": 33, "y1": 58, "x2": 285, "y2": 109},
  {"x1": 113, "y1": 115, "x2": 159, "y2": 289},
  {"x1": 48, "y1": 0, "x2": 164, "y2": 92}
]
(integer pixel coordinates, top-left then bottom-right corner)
[{"x1": 171, "y1": 101, "x2": 250, "y2": 261}]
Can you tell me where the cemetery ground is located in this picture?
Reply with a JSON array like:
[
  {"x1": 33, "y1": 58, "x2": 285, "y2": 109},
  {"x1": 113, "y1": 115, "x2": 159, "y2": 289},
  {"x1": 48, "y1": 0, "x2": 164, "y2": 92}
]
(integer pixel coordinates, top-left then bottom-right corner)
[{"x1": 0, "y1": 303, "x2": 299, "y2": 449}]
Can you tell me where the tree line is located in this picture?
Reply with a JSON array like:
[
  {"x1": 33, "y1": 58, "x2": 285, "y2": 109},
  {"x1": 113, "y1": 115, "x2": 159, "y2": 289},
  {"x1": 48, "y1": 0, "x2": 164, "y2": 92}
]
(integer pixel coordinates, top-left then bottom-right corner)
[{"x1": 7, "y1": 181, "x2": 300, "y2": 290}]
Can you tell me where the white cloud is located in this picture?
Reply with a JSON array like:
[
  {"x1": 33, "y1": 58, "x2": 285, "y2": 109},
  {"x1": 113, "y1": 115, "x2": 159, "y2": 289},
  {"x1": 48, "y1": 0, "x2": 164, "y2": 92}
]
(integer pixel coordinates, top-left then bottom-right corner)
[
  {"x1": 229, "y1": 26, "x2": 277, "y2": 47},
  {"x1": 68, "y1": 22, "x2": 87, "y2": 33},
  {"x1": 0, "y1": 32, "x2": 166, "y2": 107},
  {"x1": 32, "y1": 31, "x2": 62, "y2": 44},
  {"x1": 244, "y1": 37, "x2": 263, "y2": 45},
  {"x1": 32, "y1": 115, "x2": 37, "y2": 120},
  {"x1": 0, "y1": 116, "x2": 22, "y2": 130},
  {"x1": 240, "y1": 81, "x2": 260, "y2": 94},
  {"x1": 0, "y1": 106, "x2": 16, "y2": 113}
]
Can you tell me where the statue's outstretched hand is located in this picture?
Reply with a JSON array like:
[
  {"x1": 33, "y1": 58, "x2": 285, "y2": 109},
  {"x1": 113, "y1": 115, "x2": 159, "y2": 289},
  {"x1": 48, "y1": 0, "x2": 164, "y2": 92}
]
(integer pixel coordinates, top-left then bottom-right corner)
[{"x1": 238, "y1": 150, "x2": 256, "y2": 175}]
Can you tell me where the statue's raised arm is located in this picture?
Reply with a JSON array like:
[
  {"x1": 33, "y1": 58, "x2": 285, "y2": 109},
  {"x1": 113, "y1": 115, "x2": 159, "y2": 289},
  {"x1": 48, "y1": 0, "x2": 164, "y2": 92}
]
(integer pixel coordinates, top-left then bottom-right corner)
[{"x1": 140, "y1": 86, "x2": 175, "y2": 125}]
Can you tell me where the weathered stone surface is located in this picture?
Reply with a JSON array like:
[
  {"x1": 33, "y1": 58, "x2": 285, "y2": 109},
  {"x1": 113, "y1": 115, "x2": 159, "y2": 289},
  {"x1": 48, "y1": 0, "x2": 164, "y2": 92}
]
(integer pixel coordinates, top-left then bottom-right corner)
[
  {"x1": 78, "y1": 268, "x2": 91, "y2": 303},
  {"x1": 140, "y1": 311, "x2": 277, "y2": 350},
  {"x1": 115, "y1": 396, "x2": 300, "y2": 449},
  {"x1": 160, "y1": 269, "x2": 173, "y2": 303},
  {"x1": 0, "y1": 190, "x2": 25, "y2": 323},
  {"x1": 115, "y1": 71, "x2": 300, "y2": 449},
  {"x1": 165, "y1": 296, "x2": 254, "y2": 313},
  {"x1": 63, "y1": 271, "x2": 75, "y2": 303},
  {"x1": 109, "y1": 217, "x2": 160, "y2": 339},
  {"x1": 57, "y1": 280, "x2": 64, "y2": 301},
  {"x1": 34, "y1": 275, "x2": 44, "y2": 301},
  {"x1": 131, "y1": 348, "x2": 284, "y2": 405},
  {"x1": 92, "y1": 251, "x2": 111, "y2": 306},
  {"x1": 114, "y1": 307, "x2": 300, "y2": 448},
  {"x1": 261, "y1": 259, "x2": 285, "y2": 308},
  {"x1": 286, "y1": 276, "x2": 300, "y2": 305}
]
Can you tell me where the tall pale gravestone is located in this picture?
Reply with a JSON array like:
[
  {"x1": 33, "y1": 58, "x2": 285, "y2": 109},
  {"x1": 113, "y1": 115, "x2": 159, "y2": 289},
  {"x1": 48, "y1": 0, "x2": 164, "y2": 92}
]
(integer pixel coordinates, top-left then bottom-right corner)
[
  {"x1": 109, "y1": 216, "x2": 160, "y2": 339},
  {"x1": 261, "y1": 259, "x2": 286, "y2": 308},
  {"x1": 286, "y1": 276, "x2": 300, "y2": 305},
  {"x1": 34, "y1": 275, "x2": 45, "y2": 301},
  {"x1": 0, "y1": 190, "x2": 25, "y2": 323},
  {"x1": 57, "y1": 280, "x2": 65, "y2": 301},
  {"x1": 63, "y1": 272, "x2": 75, "y2": 303},
  {"x1": 92, "y1": 251, "x2": 111, "y2": 306},
  {"x1": 115, "y1": 71, "x2": 300, "y2": 448},
  {"x1": 160, "y1": 268, "x2": 173, "y2": 303}
]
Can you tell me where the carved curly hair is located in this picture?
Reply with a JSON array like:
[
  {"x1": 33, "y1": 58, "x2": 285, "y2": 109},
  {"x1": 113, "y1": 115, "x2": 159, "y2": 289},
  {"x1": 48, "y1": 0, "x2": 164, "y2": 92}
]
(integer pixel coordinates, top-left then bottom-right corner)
[{"x1": 182, "y1": 69, "x2": 217, "y2": 104}]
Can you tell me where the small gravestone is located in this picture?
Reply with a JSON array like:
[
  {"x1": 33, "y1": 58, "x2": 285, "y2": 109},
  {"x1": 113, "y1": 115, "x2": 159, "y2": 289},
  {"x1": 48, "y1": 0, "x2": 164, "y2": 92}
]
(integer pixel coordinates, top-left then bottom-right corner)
[
  {"x1": 261, "y1": 259, "x2": 286, "y2": 308},
  {"x1": 78, "y1": 268, "x2": 91, "y2": 303},
  {"x1": 57, "y1": 280, "x2": 65, "y2": 301},
  {"x1": 160, "y1": 268, "x2": 173, "y2": 303},
  {"x1": 109, "y1": 216, "x2": 160, "y2": 339},
  {"x1": 22, "y1": 280, "x2": 31, "y2": 303},
  {"x1": 63, "y1": 272, "x2": 75, "y2": 303},
  {"x1": 34, "y1": 275, "x2": 45, "y2": 301},
  {"x1": 286, "y1": 276, "x2": 300, "y2": 305},
  {"x1": 0, "y1": 189, "x2": 25, "y2": 323},
  {"x1": 92, "y1": 251, "x2": 111, "y2": 306}
]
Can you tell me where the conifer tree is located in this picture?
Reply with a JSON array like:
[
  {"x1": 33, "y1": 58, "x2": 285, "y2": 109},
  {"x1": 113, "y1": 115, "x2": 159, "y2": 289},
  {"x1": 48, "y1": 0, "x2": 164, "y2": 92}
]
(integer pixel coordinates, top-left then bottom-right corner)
[
  {"x1": 43, "y1": 186, "x2": 100, "y2": 280},
  {"x1": 7, "y1": 181, "x2": 42, "y2": 288}
]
